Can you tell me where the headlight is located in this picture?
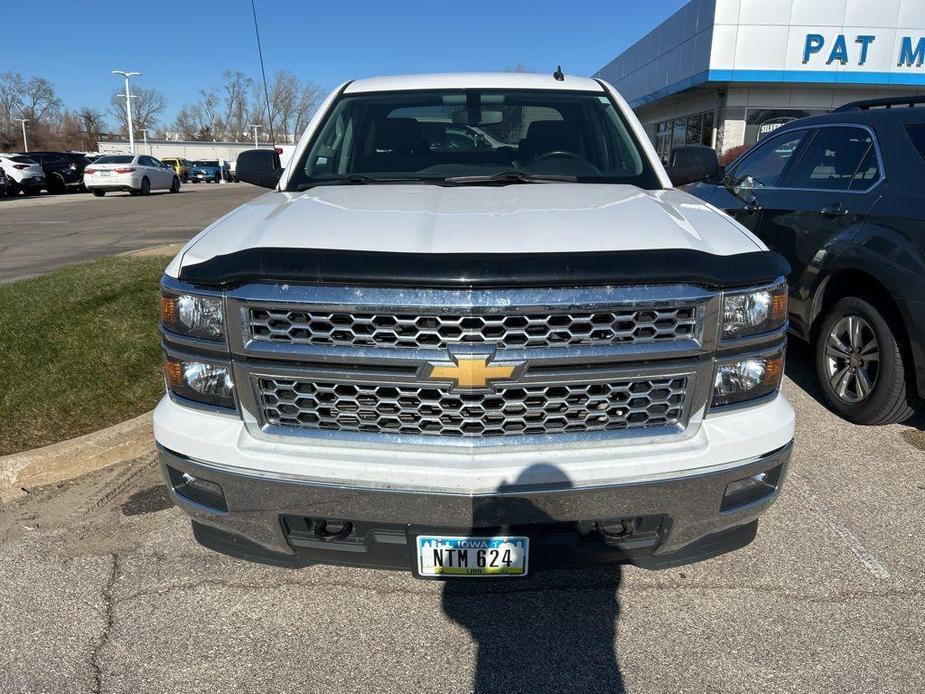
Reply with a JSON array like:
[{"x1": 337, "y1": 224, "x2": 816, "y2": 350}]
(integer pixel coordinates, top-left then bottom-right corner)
[
  {"x1": 712, "y1": 349, "x2": 784, "y2": 407},
  {"x1": 722, "y1": 281, "x2": 787, "y2": 339},
  {"x1": 165, "y1": 357, "x2": 235, "y2": 409},
  {"x1": 161, "y1": 291, "x2": 224, "y2": 341}
]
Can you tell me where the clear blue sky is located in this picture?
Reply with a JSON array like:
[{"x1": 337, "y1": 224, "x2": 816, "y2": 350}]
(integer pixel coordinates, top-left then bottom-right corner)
[{"x1": 6, "y1": 1, "x2": 688, "y2": 124}]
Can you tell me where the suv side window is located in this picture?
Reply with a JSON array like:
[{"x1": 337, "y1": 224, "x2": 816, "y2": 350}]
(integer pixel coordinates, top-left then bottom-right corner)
[
  {"x1": 728, "y1": 131, "x2": 807, "y2": 190},
  {"x1": 786, "y1": 127, "x2": 877, "y2": 191}
]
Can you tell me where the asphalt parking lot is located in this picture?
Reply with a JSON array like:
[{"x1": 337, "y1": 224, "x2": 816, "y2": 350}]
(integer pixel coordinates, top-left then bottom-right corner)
[
  {"x1": 0, "y1": 355, "x2": 922, "y2": 693},
  {"x1": 0, "y1": 184, "x2": 263, "y2": 284},
  {"x1": 0, "y1": 185, "x2": 923, "y2": 693}
]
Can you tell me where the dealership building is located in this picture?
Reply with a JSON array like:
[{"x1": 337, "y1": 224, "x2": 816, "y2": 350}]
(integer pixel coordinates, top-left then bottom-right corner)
[{"x1": 595, "y1": 0, "x2": 925, "y2": 161}]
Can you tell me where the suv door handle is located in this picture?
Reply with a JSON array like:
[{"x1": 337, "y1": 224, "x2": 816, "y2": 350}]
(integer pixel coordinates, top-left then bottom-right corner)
[{"x1": 820, "y1": 203, "x2": 849, "y2": 217}]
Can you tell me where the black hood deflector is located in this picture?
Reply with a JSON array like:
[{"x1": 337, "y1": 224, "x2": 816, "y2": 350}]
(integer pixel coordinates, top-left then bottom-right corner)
[{"x1": 178, "y1": 247, "x2": 790, "y2": 290}]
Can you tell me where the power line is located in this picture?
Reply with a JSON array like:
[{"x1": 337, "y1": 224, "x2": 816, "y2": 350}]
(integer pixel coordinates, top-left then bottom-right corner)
[{"x1": 250, "y1": 0, "x2": 276, "y2": 148}]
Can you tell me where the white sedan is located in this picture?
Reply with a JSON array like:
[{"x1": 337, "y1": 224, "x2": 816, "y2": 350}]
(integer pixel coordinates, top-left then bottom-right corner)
[{"x1": 84, "y1": 154, "x2": 180, "y2": 196}]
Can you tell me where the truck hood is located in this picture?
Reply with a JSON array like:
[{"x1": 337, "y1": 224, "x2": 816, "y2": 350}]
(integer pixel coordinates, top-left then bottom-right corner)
[{"x1": 174, "y1": 184, "x2": 762, "y2": 273}]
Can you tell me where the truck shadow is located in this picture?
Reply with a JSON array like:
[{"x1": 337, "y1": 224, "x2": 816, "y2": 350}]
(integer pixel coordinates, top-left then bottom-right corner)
[{"x1": 441, "y1": 465, "x2": 625, "y2": 693}]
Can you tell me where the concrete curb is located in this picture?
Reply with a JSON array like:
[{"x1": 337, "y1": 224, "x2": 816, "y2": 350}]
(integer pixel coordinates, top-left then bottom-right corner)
[
  {"x1": 0, "y1": 412, "x2": 155, "y2": 505},
  {"x1": 118, "y1": 243, "x2": 183, "y2": 258}
]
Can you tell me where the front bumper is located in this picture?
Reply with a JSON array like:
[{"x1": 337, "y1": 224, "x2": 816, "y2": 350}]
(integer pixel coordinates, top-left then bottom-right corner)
[{"x1": 160, "y1": 441, "x2": 791, "y2": 572}]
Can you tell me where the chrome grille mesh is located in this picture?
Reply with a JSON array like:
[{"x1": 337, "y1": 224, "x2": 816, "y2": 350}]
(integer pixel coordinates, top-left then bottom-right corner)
[
  {"x1": 247, "y1": 306, "x2": 699, "y2": 349},
  {"x1": 256, "y1": 376, "x2": 689, "y2": 438}
]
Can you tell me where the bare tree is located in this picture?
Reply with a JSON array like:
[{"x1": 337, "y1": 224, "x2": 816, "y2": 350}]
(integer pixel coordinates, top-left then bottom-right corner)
[
  {"x1": 292, "y1": 81, "x2": 323, "y2": 141},
  {"x1": 268, "y1": 70, "x2": 298, "y2": 142},
  {"x1": 197, "y1": 88, "x2": 220, "y2": 138},
  {"x1": 110, "y1": 86, "x2": 167, "y2": 139},
  {"x1": 0, "y1": 72, "x2": 25, "y2": 130},
  {"x1": 74, "y1": 107, "x2": 107, "y2": 150},
  {"x1": 0, "y1": 72, "x2": 64, "y2": 148},
  {"x1": 20, "y1": 76, "x2": 62, "y2": 123},
  {"x1": 221, "y1": 70, "x2": 252, "y2": 141},
  {"x1": 171, "y1": 104, "x2": 203, "y2": 140}
]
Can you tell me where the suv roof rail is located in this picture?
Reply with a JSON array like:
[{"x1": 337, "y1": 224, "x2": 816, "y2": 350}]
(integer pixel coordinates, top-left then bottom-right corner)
[{"x1": 834, "y1": 95, "x2": 925, "y2": 112}]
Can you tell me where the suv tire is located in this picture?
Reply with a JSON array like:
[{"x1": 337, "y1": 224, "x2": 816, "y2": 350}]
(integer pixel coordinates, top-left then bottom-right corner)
[{"x1": 814, "y1": 296, "x2": 915, "y2": 425}]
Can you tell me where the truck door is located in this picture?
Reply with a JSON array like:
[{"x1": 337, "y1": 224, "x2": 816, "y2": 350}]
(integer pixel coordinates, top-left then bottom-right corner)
[{"x1": 755, "y1": 125, "x2": 884, "y2": 324}]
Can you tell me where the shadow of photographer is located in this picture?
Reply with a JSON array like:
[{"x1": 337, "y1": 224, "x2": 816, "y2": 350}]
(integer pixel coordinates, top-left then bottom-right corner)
[{"x1": 440, "y1": 464, "x2": 625, "y2": 694}]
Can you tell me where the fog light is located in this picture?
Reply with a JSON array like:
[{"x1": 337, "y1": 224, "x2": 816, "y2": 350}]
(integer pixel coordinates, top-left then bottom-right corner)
[
  {"x1": 167, "y1": 466, "x2": 228, "y2": 511},
  {"x1": 712, "y1": 350, "x2": 785, "y2": 407},
  {"x1": 721, "y1": 465, "x2": 782, "y2": 512}
]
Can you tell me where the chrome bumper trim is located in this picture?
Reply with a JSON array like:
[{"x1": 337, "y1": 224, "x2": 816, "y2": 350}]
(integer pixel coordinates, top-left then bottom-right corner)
[{"x1": 160, "y1": 441, "x2": 791, "y2": 557}]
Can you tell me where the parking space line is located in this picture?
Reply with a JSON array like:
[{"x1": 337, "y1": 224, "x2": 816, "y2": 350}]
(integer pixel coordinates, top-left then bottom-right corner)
[{"x1": 789, "y1": 473, "x2": 891, "y2": 580}]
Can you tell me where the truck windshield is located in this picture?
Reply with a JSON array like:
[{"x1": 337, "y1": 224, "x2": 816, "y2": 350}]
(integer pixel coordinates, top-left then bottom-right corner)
[{"x1": 286, "y1": 89, "x2": 662, "y2": 190}]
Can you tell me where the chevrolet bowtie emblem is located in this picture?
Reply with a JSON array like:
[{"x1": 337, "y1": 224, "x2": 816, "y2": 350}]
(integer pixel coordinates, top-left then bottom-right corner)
[{"x1": 424, "y1": 355, "x2": 521, "y2": 391}]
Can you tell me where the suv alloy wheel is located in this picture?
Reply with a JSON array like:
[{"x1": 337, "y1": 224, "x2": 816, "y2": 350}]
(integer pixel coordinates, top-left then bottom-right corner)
[{"x1": 815, "y1": 296, "x2": 916, "y2": 424}]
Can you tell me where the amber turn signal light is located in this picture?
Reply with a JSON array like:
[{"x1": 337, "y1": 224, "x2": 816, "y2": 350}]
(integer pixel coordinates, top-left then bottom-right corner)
[{"x1": 160, "y1": 294, "x2": 177, "y2": 324}]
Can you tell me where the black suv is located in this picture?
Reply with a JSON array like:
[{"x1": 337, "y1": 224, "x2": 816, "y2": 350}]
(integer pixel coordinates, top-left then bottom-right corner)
[
  {"x1": 676, "y1": 97, "x2": 925, "y2": 425},
  {"x1": 20, "y1": 151, "x2": 90, "y2": 193}
]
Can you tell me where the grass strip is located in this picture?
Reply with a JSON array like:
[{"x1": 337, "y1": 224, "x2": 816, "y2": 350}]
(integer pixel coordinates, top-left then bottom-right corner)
[{"x1": 0, "y1": 256, "x2": 167, "y2": 456}]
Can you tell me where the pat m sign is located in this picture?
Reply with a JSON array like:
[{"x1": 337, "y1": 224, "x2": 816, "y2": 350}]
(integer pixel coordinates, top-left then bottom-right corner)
[{"x1": 803, "y1": 33, "x2": 925, "y2": 68}]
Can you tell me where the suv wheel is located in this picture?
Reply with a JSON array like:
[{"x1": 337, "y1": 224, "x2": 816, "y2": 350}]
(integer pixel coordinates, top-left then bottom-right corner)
[{"x1": 815, "y1": 296, "x2": 915, "y2": 424}]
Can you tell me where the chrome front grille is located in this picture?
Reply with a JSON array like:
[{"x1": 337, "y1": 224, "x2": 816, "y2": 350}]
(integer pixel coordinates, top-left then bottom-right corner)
[
  {"x1": 247, "y1": 306, "x2": 699, "y2": 349},
  {"x1": 227, "y1": 283, "x2": 719, "y2": 445},
  {"x1": 256, "y1": 376, "x2": 689, "y2": 438}
]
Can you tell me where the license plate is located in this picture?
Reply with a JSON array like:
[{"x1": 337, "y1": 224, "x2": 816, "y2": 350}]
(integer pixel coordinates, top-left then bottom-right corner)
[
  {"x1": 416, "y1": 535, "x2": 529, "y2": 577},
  {"x1": 99, "y1": 170, "x2": 112, "y2": 176}
]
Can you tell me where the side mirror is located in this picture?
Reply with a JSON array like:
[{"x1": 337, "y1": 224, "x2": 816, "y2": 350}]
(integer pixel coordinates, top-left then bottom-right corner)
[
  {"x1": 666, "y1": 145, "x2": 720, "y2": 187},
  {"x1": 235, "y1": 148, "x2": 282, "y2": 189}
]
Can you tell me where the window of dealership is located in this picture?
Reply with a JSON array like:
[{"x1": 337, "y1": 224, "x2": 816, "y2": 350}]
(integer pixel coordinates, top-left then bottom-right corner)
[
  {"x1": 652, "y1": 110, "x2": 716, "y2": 162},
  {"x1": 596, "y1": 0, "x2": 925, "y2": 161}
]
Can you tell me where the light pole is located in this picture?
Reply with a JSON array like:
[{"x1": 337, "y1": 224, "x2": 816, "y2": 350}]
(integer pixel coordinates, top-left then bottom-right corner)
[
  {"x1": 17, "y1": 118, "x2": 30, "y2": 152},
  {"x1": 141, "y1": 128, "x2": 150, "y2": 155},
  {"x1": 112, "y1": 70, "x2": 141, "y2": 153},
  {"x1": 248, "y1": 123, "x2": 261, "y2": 149}
]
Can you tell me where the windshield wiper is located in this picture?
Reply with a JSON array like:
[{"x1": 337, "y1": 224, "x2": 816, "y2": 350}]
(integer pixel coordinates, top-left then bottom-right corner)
[
  {"x1": 296, "y1": 175, "x2": 435, "y2": 191},
  {"x1": 443, "y1": 170, "x2": 578, "y2": 185}
]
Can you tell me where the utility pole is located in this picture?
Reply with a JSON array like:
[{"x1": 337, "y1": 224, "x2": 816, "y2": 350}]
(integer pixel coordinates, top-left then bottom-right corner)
[
  {"x1": 112, "y1": 70, "x2": 141, "y2": 153},
  {"x1": 248, "y1": 123, "x2": 261, "y2": 149},
  {"x1": 17, "y1": 118, "x2": 30, "y2": 152}
]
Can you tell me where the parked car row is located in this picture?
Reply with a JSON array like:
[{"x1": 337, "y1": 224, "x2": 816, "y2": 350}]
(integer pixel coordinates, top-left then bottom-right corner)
[{"x1": 1, "y1": 150, "x2": 240, "y2": 198}]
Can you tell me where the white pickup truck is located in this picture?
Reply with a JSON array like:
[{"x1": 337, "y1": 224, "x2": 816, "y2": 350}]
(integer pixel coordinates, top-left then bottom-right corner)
[{"x1": 155, "y1": 72, "x2": 794, "y2": 577}]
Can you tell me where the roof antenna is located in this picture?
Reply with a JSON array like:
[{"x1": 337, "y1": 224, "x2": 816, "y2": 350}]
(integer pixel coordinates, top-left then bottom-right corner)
[{"x1": 553, "y1": 65, "x2": 565, "y2": 81}]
